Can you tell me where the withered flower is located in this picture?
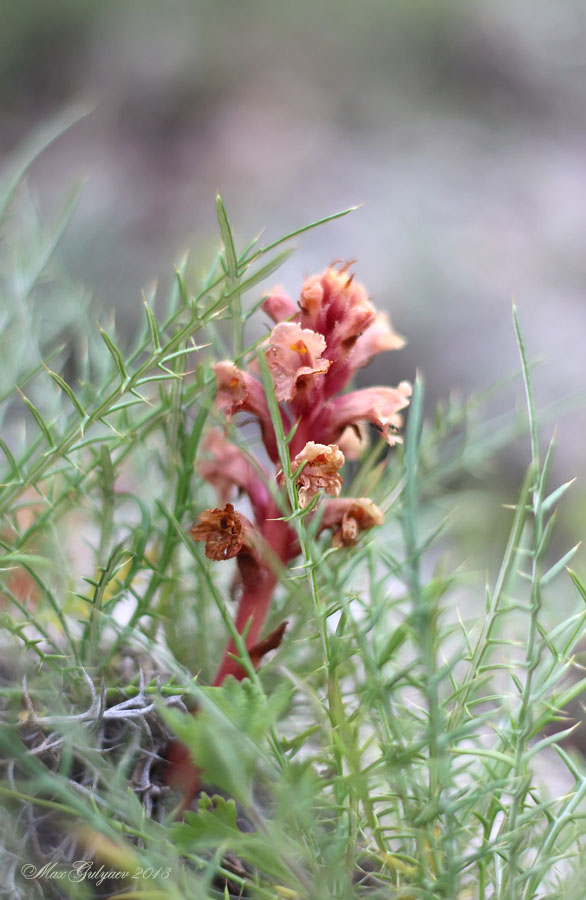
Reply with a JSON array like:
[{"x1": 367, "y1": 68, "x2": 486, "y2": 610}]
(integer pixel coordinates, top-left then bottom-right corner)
[
  {"x1": 292, "y1": 441, "x2": 345, "y2": 508},
  {"x1": 322, "y1": 497, "x2": 385, "y2": 547},
  {"x1": 190, "y1": 503, "x2": 255, "y2": 561},
  {"x1": 198, "y1": 429, "x2": 270, "y2": 520}
]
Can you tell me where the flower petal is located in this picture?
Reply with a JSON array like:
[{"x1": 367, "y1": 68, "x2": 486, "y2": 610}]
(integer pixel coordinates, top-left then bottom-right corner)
[
  {"x1": 262, "y1": 286, "x2": 297, "y2": 323},
  {"x1": 190, "y1": 503, "x2": 255, "y2": 561},
  {"x1": 321, "y1": 497, "x2": 384, "y2": 547},
  {"x1": 336, "y1": 423, "x2": 369, "y2": 460},
  {"x1": 299, "y1": 265, "x2": 376, "y2": 350},
  {"x1": 199, "y1": 429, "x2": 270, "y2": 520},
  {"x1": 265, "y1": 322, "x2": 330, "y2": 402},
  {"x1": 326, "y1": 383, "x2": 412, "y2": 446},
  {"x1": 212, "y1": 361, "x2": 280, "y2": 461},
  {"x1": 292, "y1": 441, "x2": 345, "y2": 508},
  {"x1": 351, "y1": 312, "x2": 405, "y2": 370}
]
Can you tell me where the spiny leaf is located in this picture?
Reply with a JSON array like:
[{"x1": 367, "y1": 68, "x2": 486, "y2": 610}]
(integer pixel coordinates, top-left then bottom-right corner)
[
  {"x1": 15, "y1": 387, "x2": 55, "y2": 447},
  {"x1": 512, "y1": 303, "x2": 539, "y2": 467},
  {"x1": 567, "y1": 568, "x2": 586, "y2": 604},
  {"x1": 99, "y1": 327, "x2": 128, "y2": 386},
  {"x1": 216, "y1": 194, "x2": 238, "y2": 281},
  {"x1": 243, "y1": 204, "x2": 359, "y2": 262},
  {"x1": 142, "y1": 296, "x2": 161, "y2": 352},
  {"x1": 42, "y1": 362, "x2": 86, "y2": 418},
  {"x1": 0, "y1": 438, "x2": 20, "y2": 482},
  {"x1": 542, "y1": 478, "x2": 577, "y2": 514},
  {"x1": 238, "y1": 249, "x2": 293, "y2": 301},
  {"x1": 541, "y1": 544, "x2": 581, "y2": 587}
]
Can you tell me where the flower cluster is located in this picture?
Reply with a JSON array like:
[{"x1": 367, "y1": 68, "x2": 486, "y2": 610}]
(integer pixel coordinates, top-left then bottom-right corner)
[
  {"x1": 167, "y1": 264, "x2": 410, "y2": 808},
  {"x1": 194, "y1": 263, "x2": 410, "y2": 679}
]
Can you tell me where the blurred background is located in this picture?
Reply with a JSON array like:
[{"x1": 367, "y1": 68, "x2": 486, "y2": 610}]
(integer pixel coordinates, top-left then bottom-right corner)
[{"x1": 2, "y1": 0, "x2": 585, "y2": 552}]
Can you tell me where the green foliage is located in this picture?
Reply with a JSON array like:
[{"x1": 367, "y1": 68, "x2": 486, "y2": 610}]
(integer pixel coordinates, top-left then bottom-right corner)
[
  {"x1": 1, "y1": 113, "x2": 585, "y2": 900},
  {"x1": 175, "y1": 794, "x2": 297, "y2": 886},
  {"x1": 162, "y1": 679, "x2": 290, "y2": 805}
]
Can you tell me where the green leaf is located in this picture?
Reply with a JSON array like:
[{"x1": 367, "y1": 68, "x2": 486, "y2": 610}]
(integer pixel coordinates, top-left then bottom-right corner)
[
  {"x1": 216, "y1": 194, "x2": 238, "y2": 281},
  {"x1": 376, "y1": 623, "x2": 410, "y2": 667},
  {"x1": 21, "y1": 181, "x2": 86, "y2": 298},
  {"x1": 0, "y1": 438, "x2": 20, "y2": 483},
  {"x1": 174, "y1": 793, "x2": 294, "y2": 885},
  {"x1": 143, "y1": 296, "x2": 161, "y2": 352},
  {"x1": 43, "y1": 362, "x2": 86, "y2": 418},
  {"x1": 243, "y1": 204, "x2": 358, "y2": 262},
  {"x1": 512, "y1": 303, "x2": 539, "y2": 467},
  {"x1": 541, "y1": 544, "x2": 581, "y2": 587},
  {"x1": 162, "y1": 679, "x2": 289, "y2": 806},
  {"x1": 238, "y1": 249, "x2": 294, "y2": 299},
  {"x1": 542, "y1": 478, "x2": 577, "y2": 514},
  {"x1": 99, "y1": 327, "x2": 128, "y2": 386},
  {"x1": 567, "y1": 568, "x2": 586, "y2": 604},
  {"x1": 16, "y1": 387, "x2": 55, "y2": 447},
  {"x1": 0, "y1": 102, "x2": 91, "y2": 220}
]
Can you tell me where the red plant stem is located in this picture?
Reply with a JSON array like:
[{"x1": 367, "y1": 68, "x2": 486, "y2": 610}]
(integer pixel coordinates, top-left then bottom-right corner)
[
  {"x1": 167, "y1": 512, "x2": 293, "y2": 810},
  {"x1": 213, "y1": 563, "x2": 279, "y2": 684},
  {"x1": 213, "y1": 514, "x2": 293, "y2": 684}
]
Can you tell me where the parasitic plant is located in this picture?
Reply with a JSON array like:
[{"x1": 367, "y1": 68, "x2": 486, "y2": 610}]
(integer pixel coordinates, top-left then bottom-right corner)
[{"x1": 167, "y1": 263, "x2": 412, "y2": 809}]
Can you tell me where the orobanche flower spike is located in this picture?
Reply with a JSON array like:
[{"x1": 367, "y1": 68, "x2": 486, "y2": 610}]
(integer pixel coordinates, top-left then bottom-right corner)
[{"x1": 167, "y1": 263, "x2": 410, "y2": 810}]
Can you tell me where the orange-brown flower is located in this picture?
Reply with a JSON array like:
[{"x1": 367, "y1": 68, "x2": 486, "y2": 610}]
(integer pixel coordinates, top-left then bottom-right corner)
[
  {"x1": 190, "y1": 503, "x2": 255, "y2": 561},
  {"x1": 322, "y1": 497, "x2": 384, "y2": 547},
  {"x1": 265, "y1": 322, "x2": 330, "y2": 402},
  {"x1": 292, "y1": 442, "x2": 345, "y2": 508}
]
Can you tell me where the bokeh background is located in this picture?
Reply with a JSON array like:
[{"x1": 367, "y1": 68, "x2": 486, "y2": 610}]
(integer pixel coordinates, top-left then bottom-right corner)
[{"x1": 2, "y1": 0, "x2": 585, "y2": 554}]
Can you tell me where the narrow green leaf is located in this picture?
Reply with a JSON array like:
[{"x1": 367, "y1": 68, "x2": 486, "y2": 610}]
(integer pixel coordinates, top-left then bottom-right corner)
[
  {"x1": 542, "y1": 478, "x2": 576, "y2": 514},
  {"x1": 451, "y1": 747, "x2": 515, "y2": 767},
  {"x1": 99, "y1": 327, "x2": 128, "y2": 385},
  {"x1": 100, "y1": 444, "x2": 115, "y2": 494},
  {"x1": 43, "y1": 362, "x2": 86, "y2": 418},
  {"x1": 0, "y1": 438, "x2": 20, "y2": 482},
  {"x1": 239, "y1": 249, "x2": 293, "y2": 299},
  {"x1": 21, "y1": 181, "x2": 86, "y2": 297},
  {"x1": 244, "y1": 204, "x2": 359, "y2": 262},
  {"x1": 16, "y1": 387, "x2": 55, "y2": 447},
  {"x1": 376, "y1": 623, "x2": 410, "y2": 667},
  {"x1": 143, "y1": 296, "x2": 161, "y2": 352},
  {"x1": 0, "y1": 102, "x2": 92, "y2": 220},
  {"x1": 174, "y1": 265, "x2": 190, "y2": 308},
  {"x1": 512, "y1": 303, "x2": 539, "y2": 467},
  {"x1": 567, "y1": 568, "x2": 586, "y2": 604},
  {"x1": 541, "y1": 543, "x2": 581, "y2": 586},
  {"x1": 216, "y1": 194, "x2": 238, "y2": 281}
]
